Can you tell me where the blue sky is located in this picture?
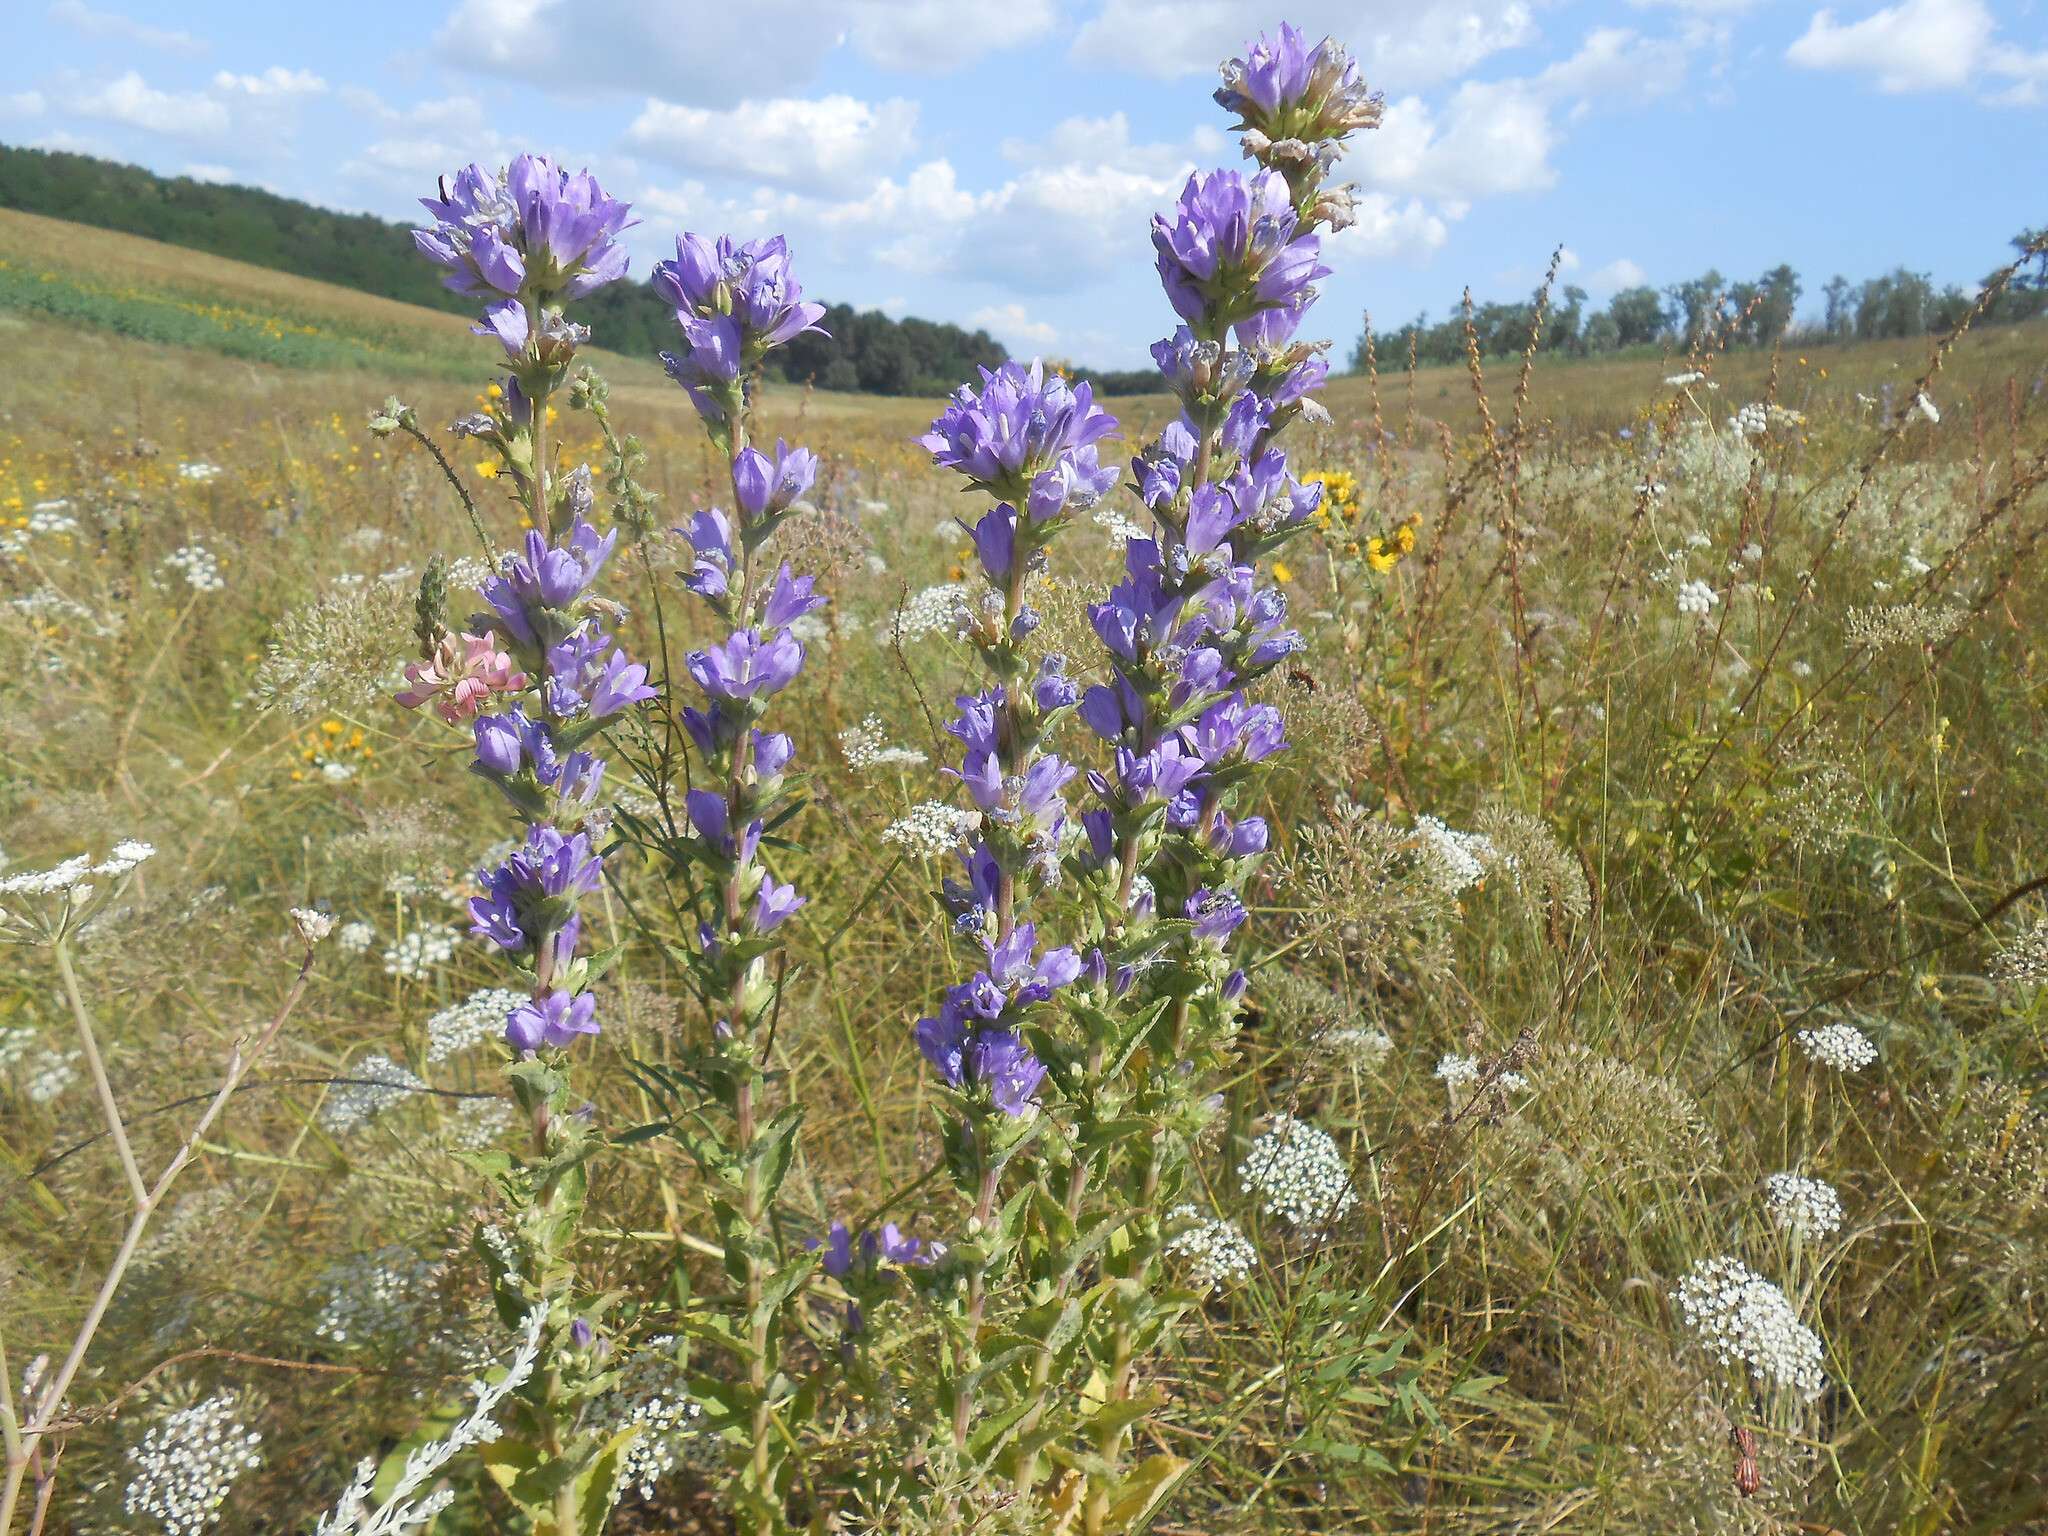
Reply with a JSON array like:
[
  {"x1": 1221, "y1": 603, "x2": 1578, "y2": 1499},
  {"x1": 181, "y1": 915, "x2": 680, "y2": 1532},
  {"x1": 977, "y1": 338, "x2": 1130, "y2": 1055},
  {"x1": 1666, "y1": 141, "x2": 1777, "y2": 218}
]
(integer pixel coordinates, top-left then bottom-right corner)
[{"x1": 7, "y1": 0, "x2": 2045, "y2": 366}]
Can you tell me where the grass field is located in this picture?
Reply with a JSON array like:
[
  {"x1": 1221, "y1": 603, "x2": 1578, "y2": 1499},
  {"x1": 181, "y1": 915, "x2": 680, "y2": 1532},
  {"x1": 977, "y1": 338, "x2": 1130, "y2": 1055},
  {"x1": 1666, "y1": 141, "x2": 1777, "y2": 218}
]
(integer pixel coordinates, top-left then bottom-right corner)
[{"x1": 3, "y1": 212, "x2": 2048, "y2": 1535}]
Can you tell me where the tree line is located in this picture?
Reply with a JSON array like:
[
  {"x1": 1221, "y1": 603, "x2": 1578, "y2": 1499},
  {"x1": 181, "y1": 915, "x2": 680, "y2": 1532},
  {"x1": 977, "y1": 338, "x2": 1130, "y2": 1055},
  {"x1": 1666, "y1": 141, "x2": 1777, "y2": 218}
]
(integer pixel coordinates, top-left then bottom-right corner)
[
  {"x1": 0, "y1": 143, "x2": 1007, "y2": 396},
  {"x1": 1351, "y1": 235, "x2": 2048, "y2": 370}
]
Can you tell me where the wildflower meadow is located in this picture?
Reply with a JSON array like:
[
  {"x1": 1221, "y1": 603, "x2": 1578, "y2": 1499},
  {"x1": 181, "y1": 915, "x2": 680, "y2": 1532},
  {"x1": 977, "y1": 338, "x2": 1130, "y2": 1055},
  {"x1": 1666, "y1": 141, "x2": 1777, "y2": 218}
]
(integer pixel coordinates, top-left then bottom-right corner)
[{"x1": 3, "y1": 16, "x2": 2048, "y2": 1536}]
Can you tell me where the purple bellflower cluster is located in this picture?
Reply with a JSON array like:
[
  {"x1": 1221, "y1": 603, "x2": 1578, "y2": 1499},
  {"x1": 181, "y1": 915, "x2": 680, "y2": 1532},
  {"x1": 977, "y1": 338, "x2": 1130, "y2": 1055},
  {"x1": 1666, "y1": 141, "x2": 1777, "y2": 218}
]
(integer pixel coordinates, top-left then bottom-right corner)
[
  {"x1": 401, "y1": 158, "x2": 648, "y2": 1059},
  {"x1": 653, "y1": 228, "x2": 833, "y2": 1521},
  {"x1": 1055, "y1": 22, "x2": 1381, "y2": 1488},
  {"x1": 913, "y1": 361, "x2": 1118, "y2": 1123}
]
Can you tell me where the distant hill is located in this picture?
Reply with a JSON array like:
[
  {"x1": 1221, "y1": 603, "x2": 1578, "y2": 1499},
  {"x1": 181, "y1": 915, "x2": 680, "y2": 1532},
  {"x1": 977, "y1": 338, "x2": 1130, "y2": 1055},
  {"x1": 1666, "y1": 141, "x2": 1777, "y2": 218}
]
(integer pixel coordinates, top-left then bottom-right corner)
[{"x1": 0, "y1": 143, "x2": 1008, "y2": 396}]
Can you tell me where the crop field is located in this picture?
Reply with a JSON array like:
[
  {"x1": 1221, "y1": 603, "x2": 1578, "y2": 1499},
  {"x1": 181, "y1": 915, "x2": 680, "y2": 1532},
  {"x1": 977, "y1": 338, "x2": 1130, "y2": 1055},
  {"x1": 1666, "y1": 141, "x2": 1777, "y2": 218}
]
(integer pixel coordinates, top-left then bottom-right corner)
[{"x1": 3, "y1": 141, "x2": 2048, "y2": 1536}]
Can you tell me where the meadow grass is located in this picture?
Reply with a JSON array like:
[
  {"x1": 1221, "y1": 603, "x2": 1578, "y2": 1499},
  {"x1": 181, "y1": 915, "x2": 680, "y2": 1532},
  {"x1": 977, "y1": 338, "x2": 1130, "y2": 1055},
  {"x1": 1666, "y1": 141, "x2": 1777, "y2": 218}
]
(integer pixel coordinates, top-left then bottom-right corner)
[{"x1": 1, "y1": 228, "x2": 2046, "y2": 1535}]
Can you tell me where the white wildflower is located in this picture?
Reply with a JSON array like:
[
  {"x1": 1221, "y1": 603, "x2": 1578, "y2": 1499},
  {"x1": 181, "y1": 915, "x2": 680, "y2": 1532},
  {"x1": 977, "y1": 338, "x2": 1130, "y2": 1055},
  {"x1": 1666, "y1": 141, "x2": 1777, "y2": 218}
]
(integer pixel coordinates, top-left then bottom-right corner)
[
  {"x1": 123, "y1": 1392, "x2": 263, "y2": 1535},
  {"x1": 1164, "y1": 1205, "x2": 1258, "y2": 1293},
  {"x1": 382, "y1": 927, "x2": 458, "y2": 981},
  {"x1": 1913, "y1": 392, "x2": 1939, "y2": 424},
  {"x1": 160, "y1": 546, "x2": 226, "y2": 593},
  {"x1": 1238, "y1": 1114, "x2": 1358, "y2": 1232},
  {"x1": 1763, "y1": 1172, "x2": 1844, "y2": 1239},
  {"x1": 1671, "y1": 1256, "x2": 1827, "y2": 1401},
  {"x1": 1796, "y1": 1022, "x2": 1876, "y2": 1073},
  {"x1": 591, "y1": 1335, "x2": 706, "y2": 1501},
  {"x1": 1328, "y1": 1025, "x2": 1392, "y2": 1066},
  {"x1": 314, "y1": 1247, "x2": 442, "y2": 1345},
  {"x1": 887, "y1": 583, "x2": 972, "y2": 643},
  {"x1": 337, "y1": 921, "x2": 375, "y2": 955},
  {"x1": 290, "y1": 907, "x2": 336, "y2": 944},
  {"x1": 1435, "y1": 1053, "x2": 1481, "y2": 1091},
  {"x1": 1665, "y1": 370, "x2": 1705, "y2": 387},
  {"x1": 1676, "y1": 579, "x2": 1720, "y2": 618},
  {"x1": 321, "y1": 1052, "x2": 426, "y2": 1133},
  {"x1": 881, "y1": 801, "x2": 975, "y2": 858},
  {"x1": 838, "y1": 715, "x2": 927, "y2": 771},
  {"x1": 426, "y1": 987, "x2": 523, "y2": 1063},
  {"x1": 25, "y1": 1048, "x2": 81, "y2": 1104},
  {"x1": 316, "y1": 1309, "x2": 543, "y2": 1536},
  {"x1": 443, "y1": 1096, "x2": 514, "y2": 1151},
  {"x1": 1414, "y1": 815, "x2": 1494, "y2": 896},
  {"x1": 176, "y1": 461, "x2": 224, "y2": 483}
]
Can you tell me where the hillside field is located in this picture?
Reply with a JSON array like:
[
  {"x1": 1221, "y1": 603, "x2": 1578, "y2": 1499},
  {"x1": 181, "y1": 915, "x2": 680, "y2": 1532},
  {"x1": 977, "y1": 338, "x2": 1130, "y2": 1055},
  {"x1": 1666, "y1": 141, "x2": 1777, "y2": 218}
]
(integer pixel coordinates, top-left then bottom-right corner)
[{"x1": 3, "y1": 207, "x2": 2048, "y2": 1536}]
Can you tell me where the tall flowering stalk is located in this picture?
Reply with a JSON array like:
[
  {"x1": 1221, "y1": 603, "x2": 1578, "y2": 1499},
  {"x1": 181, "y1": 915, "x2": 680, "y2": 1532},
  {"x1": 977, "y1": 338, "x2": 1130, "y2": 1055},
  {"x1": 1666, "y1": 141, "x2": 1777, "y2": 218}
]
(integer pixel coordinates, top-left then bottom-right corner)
[
  {"x1": 389, "y1": 153, "x2": 653, "y2": 1535},
  {"x1": 646, "y1": 231, "x2": 826, "y2": 1535},
  {"x1": 912, "y1": 362, "x2": 1117, "y2": 1458},
  {"x1": 1064, "y1": 24, "x2": 1379, "y2": 1526}
]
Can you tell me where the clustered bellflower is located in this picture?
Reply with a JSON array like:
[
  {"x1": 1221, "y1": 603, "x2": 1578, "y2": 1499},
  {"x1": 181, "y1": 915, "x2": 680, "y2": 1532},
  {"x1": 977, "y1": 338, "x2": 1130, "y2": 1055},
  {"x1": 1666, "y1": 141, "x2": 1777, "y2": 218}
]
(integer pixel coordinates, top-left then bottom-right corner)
[{"x1": 400, "y1": 157, "x2": 647, "y2": 1058}]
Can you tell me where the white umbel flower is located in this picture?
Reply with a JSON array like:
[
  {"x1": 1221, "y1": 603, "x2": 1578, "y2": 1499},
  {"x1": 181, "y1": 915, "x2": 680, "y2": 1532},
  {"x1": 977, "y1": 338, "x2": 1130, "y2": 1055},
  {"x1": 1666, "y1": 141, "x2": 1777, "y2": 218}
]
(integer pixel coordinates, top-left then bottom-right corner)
[
  {"x1": 838, "y1": 715, "x2": 927, "y2": 771},
  {"x1": 321, "y1": 1053, "x2": 426, "y2": 1132},
  {"x1": 290, "y1": 908, "x2": 336, "y2": 944},
  {"x1": 591, "y1": 1335, "x2": 705, "y2": 1500},
  {"x1": 881, "y1": 801, "x2": 976, "y2": 858},
  {"x1": 1671, "y1": 1256, "x2": 1827, "y2": 1401},
  {"x1": 1796, "y1": 1023, "x2": 1876, "y2": 1073},
  {"x1": 1764, "y1": 1172, "x2": 1844, "y2": 1239},
  {"x1": 1163, "y1": 1205, "x2": 1257, "y2": 1293},
  {"x1": 123, "y1": 1393, "x2": 263, "y2": 1535},
  {"x1": 1238, "y1": 1114, "x2": 1358, "y2": 1232},
  {"x1": 425, "y1": 987, "x2": 525, "y2": 1063},
  {"x1": 1676, "y1": 579, "x2": 1719, "y2": 617}
]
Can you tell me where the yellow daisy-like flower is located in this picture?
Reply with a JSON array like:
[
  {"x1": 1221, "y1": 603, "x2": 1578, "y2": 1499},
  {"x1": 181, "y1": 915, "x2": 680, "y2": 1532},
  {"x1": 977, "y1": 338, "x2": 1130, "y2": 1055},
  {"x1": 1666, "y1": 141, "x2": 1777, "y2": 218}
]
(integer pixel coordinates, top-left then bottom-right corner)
[
  {"x1": 1272, "y1": 559, "x2": 1294, "y2": 584},
  {"x1": 477, "y1": 461, "x2": 500, "y2": 480},
  {"x1": 1366, "y1": 538, "x2": 1399, "y2": 574}
]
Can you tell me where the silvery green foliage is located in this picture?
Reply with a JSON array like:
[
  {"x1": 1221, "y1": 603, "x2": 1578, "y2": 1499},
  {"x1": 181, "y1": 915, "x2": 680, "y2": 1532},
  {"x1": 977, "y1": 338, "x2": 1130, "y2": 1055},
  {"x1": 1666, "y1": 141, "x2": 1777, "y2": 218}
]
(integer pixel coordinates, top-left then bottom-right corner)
[{"x1": 315, "y1": 1309, "x2": 544, "y2": 1536}]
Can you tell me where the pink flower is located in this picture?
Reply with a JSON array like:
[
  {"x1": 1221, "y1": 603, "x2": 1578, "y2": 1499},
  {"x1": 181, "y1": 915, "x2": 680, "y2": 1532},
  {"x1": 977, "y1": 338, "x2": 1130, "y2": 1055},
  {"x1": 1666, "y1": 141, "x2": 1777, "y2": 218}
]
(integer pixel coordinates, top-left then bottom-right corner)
[{"x1": 397, "y1": 631, "x2": 528, "y2": 723}]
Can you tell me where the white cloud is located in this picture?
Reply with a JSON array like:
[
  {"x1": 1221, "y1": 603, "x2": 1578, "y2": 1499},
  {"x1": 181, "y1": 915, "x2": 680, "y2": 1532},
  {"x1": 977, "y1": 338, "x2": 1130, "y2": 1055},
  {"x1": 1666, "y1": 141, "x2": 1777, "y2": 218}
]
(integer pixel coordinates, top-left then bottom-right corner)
[
  {"x1": 1587, "y1": 257, "x2": 1649, "y2": 292},
  {"x1": 1784, "y1": 0, "x2": 2048, "y2": 99},
  {"x1": 47, "y1": 0, "x2": 205, "y2": 56},
  {"x1": 1787, "y1": 0, "x2": 1995, "y2": 91},
  {"x1": 971, "y1": 301, "x2": 1060, "y2": 349},
  {"x1": 626, "y1": 95, "x2": 918, "y2": 194},
  {"x1": 1324, "y1": 194, "x2": 1452, "y2": 264},
  {"x1": 4, "y1": 91, "x2": 46, "y2": 117},
  {"x1": 1069, "y1": 0, "x2": 1539, "y2": 90},
  {"x1": 212, "y1": 67, "x2": 328, "y2": 99},
  {"x1": 849, "y1": 0, "x2": 1059, "y2": 71},
  {"x1": 438, "y1": 0, "x2": 1049, "y2": 104},
  {"x1": 1360, "y1": 29, "x2": 1691, "y2": 205},
  {"x1": 68, "y1": 71, "x2": 230, "y2": 140},
  {"x1": 183, "y1": 162, "x2": 236, "y2": 183}
]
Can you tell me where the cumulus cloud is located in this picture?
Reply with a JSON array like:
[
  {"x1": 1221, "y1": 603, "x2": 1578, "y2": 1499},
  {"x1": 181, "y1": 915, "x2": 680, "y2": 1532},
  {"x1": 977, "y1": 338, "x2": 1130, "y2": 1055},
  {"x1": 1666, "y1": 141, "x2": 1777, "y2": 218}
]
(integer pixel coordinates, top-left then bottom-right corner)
[
  {"x1": 438, "y1": 0, "x2": 1051, "y2": 103},
  {"x1": 1360, "y1": 29, "x2": 1691, "y2": 207},
  {"x1": 1586, "y1": 256, "x2": 1649, "y2": 292},
  {"x1": 626, "y1": 95, "x2": 918, "y2": 194},
  {"x1": 4, "y1": 91, "x2": 47, "y2": 117},
  {"x1": 212, "y1": 67, "x2": 327, "y2": 99},
  {"x1": 1788, "y1": 0, "x2": 2048, "y2": 100},
  {"x1": 68, "y1": 71, "x2": 230, "y2": 140},
  {"x1": 971, "y1": 302, "x2": 1061, "y2": 349},
  {"x1": 47, "y1": 0, "x2": 204, "y2": 56},
  {"x1": 1070, "y1": 0, "x2": 1539, "y2": 89}
]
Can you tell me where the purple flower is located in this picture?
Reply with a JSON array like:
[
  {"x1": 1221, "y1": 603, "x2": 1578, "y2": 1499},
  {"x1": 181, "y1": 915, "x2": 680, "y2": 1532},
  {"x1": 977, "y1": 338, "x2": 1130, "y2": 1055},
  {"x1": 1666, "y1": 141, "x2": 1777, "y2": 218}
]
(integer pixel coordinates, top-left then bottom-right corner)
[
  {"x1": 415, "y1": 155, "x2": 632, "y2": 302},
  {"x1": 1150, "y1": 169, "x2": 1329, "y2": 328},
  {"x1": 1188, "y1": 888, "x2": 1248, "y2": 946},
  {"x1": 1152, "y1": 326, "x2": 1254, "y2": 408},
  {"x1": 754, "y1": 731, "x2": 795, "y2": 780},
  {"x1": 917, "y1": 1010, "x2": 967, "y2": 1085},
  {"x1": 482, "y1": 517, "x2": 617, "y2": 643},
  {"x1": 473, "y1": 710, "x2": 528, "y2": 778},
  {"x1": 754, "y1": 875, "x2": 805, "y2": 932},
  {"x1": 869, "y1": 1222, "x2": 936, "y2": 1267},
  {"x1": 660, "y1": 313, "x2": 744, "y2": 420},
  {"x1": 760, "y1": 564, "x2": 825, "y2": 630},
  {"x1": 968, "y1": 1028, "x2": 1047, "y2": 1115},
  {"x1": 1033, "y1": 655, "x2": 1079, "y2": 712},
  {"x1": 1216, "y1": 25, "x2": 1383, "y2": 147},
  {"x1": 970, "y1": 505, "x2": 1017, "y2": 581},
  {"x1": 652, "y1": 233, "x2": 827, "y2": 353},
  {"x1": 584, "y1": 648, "x2": 656, "y2": 718},
  {"x1": 814, "y1": 1221, "x2": 856, "y2": 1278},
  {"x1": 1025, "y1": 456, "x2": 1120, "y2": 523},
  {"x1": 680, "y1": 509, "x2": 733, "y2": 601},
  {"x1": 505, "y1": 988, "x2": 600, "y2": 1053},
  {"x1": 921, "y1": 360, "x2": 1118, "y2": 497},
  {"x1": 733, "y1": 440, "x2": 819, "y2": 523},
  {"x1": 687, "y1": 627, "x2": 806, "y2": 702}
]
